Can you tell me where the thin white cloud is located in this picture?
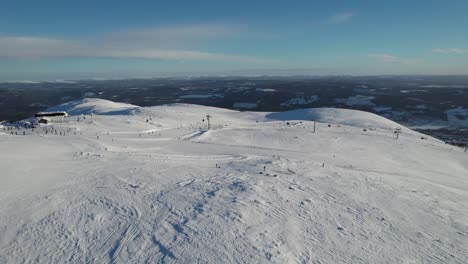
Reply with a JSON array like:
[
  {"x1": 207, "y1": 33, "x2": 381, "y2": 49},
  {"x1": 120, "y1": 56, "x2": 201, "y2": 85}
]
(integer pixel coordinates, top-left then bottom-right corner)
[
  {"x1": 104, "y1": 24, "x2": 237, "y2": 48},
  {"x1": 330, "y1": 12, "x2": 356, "y2": 24},
  {"x1": 0, "y1": 37, "x2": 81, "y2": 58},
  {"x1": 0, "y1": 25, "x2": 272, "y2": 63},
  {"x1": 432, "y1": 48, "x2": 468, "y2": 54},
  {"x1": 95, "y1": 49, "x2": 271, "y2": 63},
  {"x1": 368, "y1": 54, "x2": 416, "y2": 65}
]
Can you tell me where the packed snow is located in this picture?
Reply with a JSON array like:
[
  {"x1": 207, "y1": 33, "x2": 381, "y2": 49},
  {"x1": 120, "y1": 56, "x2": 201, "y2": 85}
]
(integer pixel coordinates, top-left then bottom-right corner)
[{"x1": 1, "y1": 99, "x2": 467, "y2": 263}]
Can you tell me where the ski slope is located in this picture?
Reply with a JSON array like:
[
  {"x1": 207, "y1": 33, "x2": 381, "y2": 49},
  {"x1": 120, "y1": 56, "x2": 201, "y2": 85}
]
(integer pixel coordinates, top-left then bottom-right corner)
[{"x1": 1, "y1": 99, "x2": 467, "y2": 263}]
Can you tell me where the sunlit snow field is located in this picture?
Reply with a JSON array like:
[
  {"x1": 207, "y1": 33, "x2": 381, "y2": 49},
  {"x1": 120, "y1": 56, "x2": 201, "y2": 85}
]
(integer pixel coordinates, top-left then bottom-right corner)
[{"x1": 1, "y1": 99, "x2": 467, "y2": 263}]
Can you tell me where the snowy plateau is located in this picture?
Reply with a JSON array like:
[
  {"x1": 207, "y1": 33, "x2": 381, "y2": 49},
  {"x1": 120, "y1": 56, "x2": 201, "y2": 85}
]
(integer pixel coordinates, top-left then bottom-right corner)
[{"x1": 1, "y1": 98, "x2": 467, "y2": 263}]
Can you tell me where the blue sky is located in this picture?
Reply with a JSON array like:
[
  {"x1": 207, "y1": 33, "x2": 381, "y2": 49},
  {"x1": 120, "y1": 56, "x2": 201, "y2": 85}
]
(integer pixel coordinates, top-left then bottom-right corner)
[{"x1": 1, "y1": 0, "x2": 468, "y2": 80}]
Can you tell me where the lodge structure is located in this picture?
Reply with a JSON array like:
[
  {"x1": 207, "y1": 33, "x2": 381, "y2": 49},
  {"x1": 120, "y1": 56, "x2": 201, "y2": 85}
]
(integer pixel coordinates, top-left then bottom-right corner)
[
  {"x1": 38, "y1": 117, "x2": 51, "y2": 124},
  {"x1": 35, "y1": 111, "x2": 68, "y2": 124}
]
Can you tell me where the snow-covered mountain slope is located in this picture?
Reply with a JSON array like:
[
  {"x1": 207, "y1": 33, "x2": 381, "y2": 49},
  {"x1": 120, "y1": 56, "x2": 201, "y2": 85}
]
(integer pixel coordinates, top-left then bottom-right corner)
[
  {"x1": 46, "y1": 98, "x2": 139, "y2": 115},
  {"x1": 266, "y1": 107, "x2": 402, "y2": 130},
  {"x1": 1, "y1": 99, "x2": 467, "y2": 263}
]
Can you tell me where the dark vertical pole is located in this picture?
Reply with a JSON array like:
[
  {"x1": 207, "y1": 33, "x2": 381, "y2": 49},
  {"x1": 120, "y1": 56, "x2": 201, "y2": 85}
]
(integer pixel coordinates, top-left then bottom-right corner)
[{"x1": 206, "y1": 114, "x2": 211, "y2": 130}]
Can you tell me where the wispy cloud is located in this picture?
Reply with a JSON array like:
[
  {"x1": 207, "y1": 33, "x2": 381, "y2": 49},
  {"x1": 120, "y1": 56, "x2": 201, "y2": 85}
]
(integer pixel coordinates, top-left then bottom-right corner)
[
  {"x1": 104, "y1": 24, "x2": 237, "y2": 48},
  {"x1": 368, "y1": 54, "x2": 416, "y2": 65},
  {"x1": 0, "y1": 25, "x2": 272, "y2": 63},
  {"x1": 330, "y1": 12, "x2": 356, "y2": 24},
  {"x1": 432, "y1": 48, "x2": 468, "y2": 54}
]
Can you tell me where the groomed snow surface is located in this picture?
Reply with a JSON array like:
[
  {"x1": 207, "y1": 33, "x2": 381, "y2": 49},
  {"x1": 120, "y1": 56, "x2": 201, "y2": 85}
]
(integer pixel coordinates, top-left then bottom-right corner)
[{"x1": 1, "y1": 98, "x2": 467, "y2": 263}]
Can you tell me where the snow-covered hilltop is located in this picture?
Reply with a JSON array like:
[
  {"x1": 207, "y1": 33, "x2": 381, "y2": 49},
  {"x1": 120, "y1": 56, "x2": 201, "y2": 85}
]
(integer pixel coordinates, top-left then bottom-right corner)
[
  {"x1": 1, "y1": 99, "x2": 467, "y2": 263},
  {"x1": 45, "y1": 98, "x2": 140, "y2": 115}
]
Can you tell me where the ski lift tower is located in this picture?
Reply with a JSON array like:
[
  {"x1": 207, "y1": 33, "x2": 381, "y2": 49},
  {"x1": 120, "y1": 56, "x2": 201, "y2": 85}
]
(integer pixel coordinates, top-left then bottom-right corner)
[
  {"x1": 206, "y1": 114, "x2": 211, "y2": 130},
  {"x1": 394, "y1": 127, "x2": 402, "y2": 139}
]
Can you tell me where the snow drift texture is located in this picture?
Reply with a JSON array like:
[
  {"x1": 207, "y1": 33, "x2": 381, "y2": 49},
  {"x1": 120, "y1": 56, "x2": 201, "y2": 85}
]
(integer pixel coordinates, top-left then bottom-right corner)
[{"x1": 1, "y1": 98, "x2": 467, "y2": 263}]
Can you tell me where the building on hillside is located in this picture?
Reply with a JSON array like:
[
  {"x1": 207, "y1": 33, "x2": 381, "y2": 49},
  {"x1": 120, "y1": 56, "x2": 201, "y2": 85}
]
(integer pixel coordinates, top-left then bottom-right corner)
[
  {"x1": 35, "y1": 111, "x2": 68, "y2": 118},
  {"x1": 35, "y1": 111, "x2": 68, "y2": 124},
  {"x1": 38, "y1": 117, "x2": 51, "y2": 124}
]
